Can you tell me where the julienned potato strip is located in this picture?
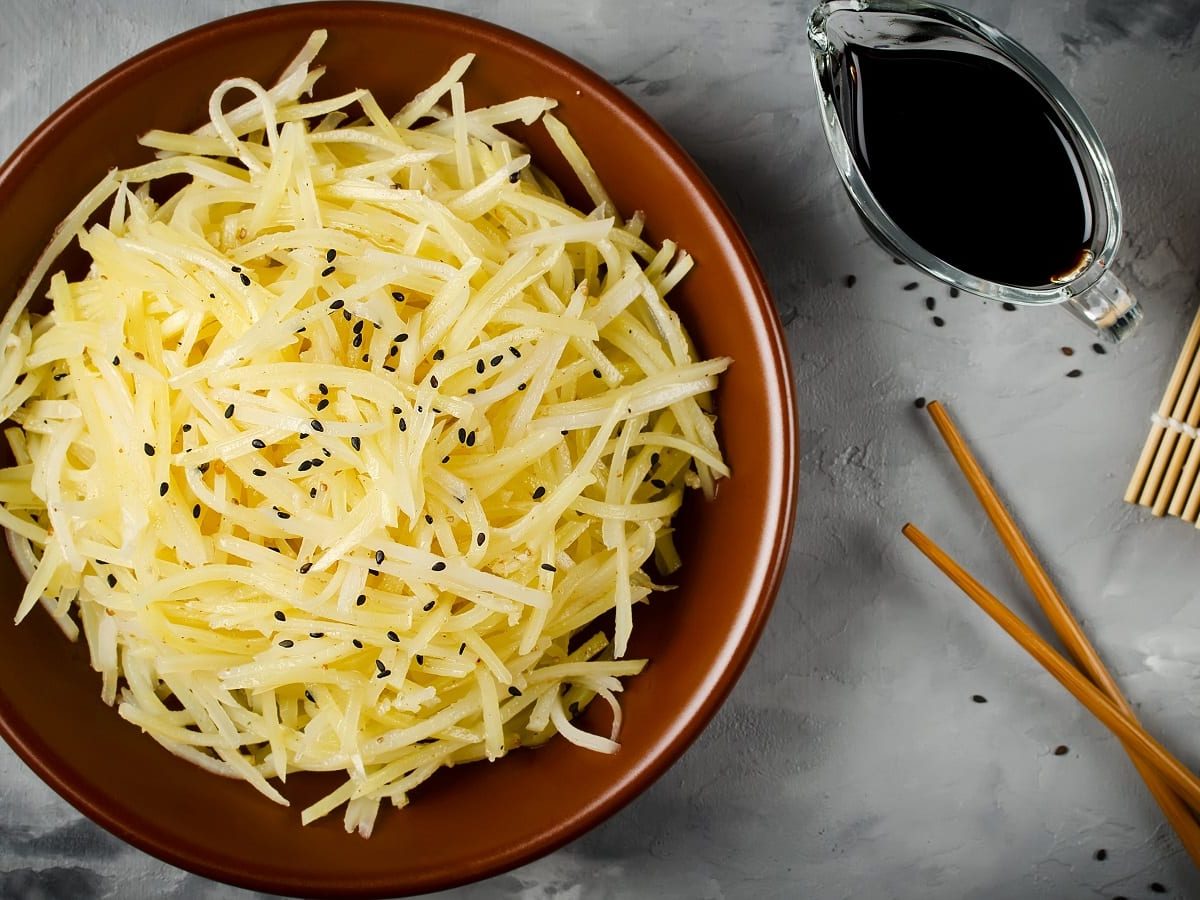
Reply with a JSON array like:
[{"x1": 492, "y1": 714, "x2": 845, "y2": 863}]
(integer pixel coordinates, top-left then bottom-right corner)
[{"x1": 0, "y1": 30, "x2": 729, "y2": 837}]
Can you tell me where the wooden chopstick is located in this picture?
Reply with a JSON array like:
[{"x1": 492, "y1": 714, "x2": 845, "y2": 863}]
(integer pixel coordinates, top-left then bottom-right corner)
[
  {"x1": 902, "y1": 523, "x2": 1200, "y2": 816},
  {"x1": 925, "y1": 401, "x2": 1200, "y2": 865}
]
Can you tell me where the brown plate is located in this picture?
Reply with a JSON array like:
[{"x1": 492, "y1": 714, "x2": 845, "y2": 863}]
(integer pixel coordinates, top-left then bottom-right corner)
[{"x1": 0, "y1": 3, "x2": 797, "y2": 897}]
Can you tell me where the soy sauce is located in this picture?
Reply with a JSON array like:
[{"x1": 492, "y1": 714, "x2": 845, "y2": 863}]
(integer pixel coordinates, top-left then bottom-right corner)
[{"x1": 835, "y1": 45, "x2": 1095, "y2": 287}]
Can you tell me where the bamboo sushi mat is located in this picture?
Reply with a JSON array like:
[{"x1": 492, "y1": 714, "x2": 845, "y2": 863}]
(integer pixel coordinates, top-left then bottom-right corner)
[{"x1": 1127, "y1": 304, "x2": 1200, "y2": 519}]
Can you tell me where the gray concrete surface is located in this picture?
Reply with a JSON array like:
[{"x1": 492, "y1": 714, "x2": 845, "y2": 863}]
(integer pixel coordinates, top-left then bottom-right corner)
[{"x1": 4, "y1": 0, "x2": 1200, "y2": 898}]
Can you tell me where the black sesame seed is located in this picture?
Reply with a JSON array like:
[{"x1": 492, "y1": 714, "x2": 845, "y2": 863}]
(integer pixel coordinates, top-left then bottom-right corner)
[
  {"x1": 399, "y1": 418, "x2": 407, "y2": 432},
  {"x1": 182, "y1": 423, "x2": 192, "y2": 432},
  {"x1": 382, "y1": 365, "x2": 396, "y2": 372},
  {"x1": 389, "y1": 346, "x2": 398, "y2": 357},
  {"x1": 231, "y1": 265, "x2": 242, "y2": 273},
  {"x1": 949, "y1": 287, "x2": 960, "y2": 298},
  {"x1": 491, "y1": 355, "x2": 503, "y2": 367},
  {"x1": 540, "y1": 563, "x2": 557, "y2": 572},
  {"x1": 305, "y1": 689, "x2": 315, "y2": 702},
  {"x1": 329, "y1": 299, "x2": 345, "y2": 310},
  {"x1": 311, "y1": 419, "x2": 324, "y2": 432},
  {"x1": 309, "y1": 487, "x2": 318, "y2": 498},
  {"x1": 252, "y1": 438, "x2": 266, "y2": 449},
  {"x1": 458, "y1": 427, "x2": 467, "y2": 443},
  {"x1": 352, "y1": 334, "x2": 363, "y2": 348},
  {"x1": 1061, "y1": 346, "x2": 1074, "y2": 356},
  {"x1": 112, "y1": 356, "x2": 120, "y2": 366},
  {"x1": 593, "y1": 368, "x2": 602, "y2": 378},
  {"x1": 53, "y1": 372, "x2": 67, "y2": 381},
  {"x1": 1150, "y1": 882, "x2": 1167, "y2": 893},
  {"x1": 240, "y1": 273, "x2": 251, "y2": 287},
  {"x1": 368, "y1": 569, "x2": 379, "y2": 577},
  {"x1": 322, "y1": 265, "x2": 336, "y2": 277},
  {"x1": 532, "y1": 486, "x2": 546, "y2": 499},
  {"x1": 476, "y1": 359, "x2": 485, "y2": 374},
  {"x1": 914, "y1": 397, "x2": 926, "y2": 409},
  {"x1": 351, "y1": 436, "x2": 361, "y2": 451},
  {"x1": 393, "y1": 406, "x2": 402, "y2": 415},
  {"x1": 353, "y1": 639, "x2": 363, "y2": 648},
  {"x1": 651, "y1": 478, "x2": 667, "y2": 489},
  {"x1": 425, "y1": 514, "x2": 434, "y2": 524},
  {"x1": 442, "y1": 455, "x2": 450, "y2": 464},
  {"x1": 1053, "y1": 744, "x2": 1069, "y2": 755},
  {"x1": 903, "y1": 282, "x2": 919, "y2": 291},
  {"x1": 466, "y1": 430, "x2": 475, "y2": 447},
  {"x1": 106, "y1": 574, "x2": 117, "y2": 588},
  {"x1": 343, "y1": 309, "x2": 352, "y2": 321},
  {"x1": 1094, "y1": 849, "x2": 1107, "y2": 861},
  {"x1": 972, "y1": 694, "x2": 987, "y2": 703},
  {"x1": 415, "y1": 655, "x2": 423, "y2": 665},
  {"x1": 1066, "y1": 369, "x2": 1082, "y2": 378},
  {"x1": 316, "y1": 398, "x2": 329, "y2": 411},
  {"x1": 279, "y1": 639, "x2": 294, "y2": 648},
  {"x1": 423, "y1": 600, "x2": 435, "y2": 611},
  {"x1": 844, "y1": 274, "x2": 857, "y2": 288},
  {"x1": 326, "y1": 248, "x2": 337, "y2": 263},
  {"x1": 1002, "y1": 302, "x2": 1016, "y2": 311},
  {"x1": 568, "y1": 702, "x2": 580, "y2": 716},
  {"x1": 432, "y1": 349, "x2": 444, "y2": 360},
  {"x1": 299, "y1": 562, "x2": 312, "y2": 574},
  {"x1": 375, "y1": 549, "x2": 385, "y2": 565},
  {"x1": 353, "y1": 320, "x2": 365, "y2": 334},
  {"x1": 192, "y1": 504, "x2": 201, "y2": 519},
  {"x1": 224, "y1": 404, "x2": 235, "y2": 419},
  {"x1": 459, "y1": 642, "x2": 466, "y2": 655},
  {"x1": 893, "y1": 257, "x2": 904, "y2": 265},
  {"x1": 299, "y1": 432, "x2": 308, "y2": 440},
  {"x1": 375, "y1": 659, "x2": 387, "y2": 673},
  {"x1": 509, "y1": 171, "x2": 521, "y2": 183},
  {"x1": 650, "y1": 453, "x2": 660, "y2": 466},
  {"x1": 932, "y1": 316, "x2": 945, "y2": 327},
  {"x1": 160, "y1": 481, "x2": 169, "y2": 496},
  {"x1": 198, "y1": 462, "x2": 210, "y2": 475},
  {"x1": 509, "y1": 346, "x2": 521, "y2": 358},
  {"x1": 377, "y1": 667, "x2": 391, "y2": 679},
  {"x1": 477, "y1": 532, "x2": 485, "y2": 546},
  {"x1": 430, "y1": 375, "x2": 439, "y2": 388},
  {"x1": 298, "y1": 460, "x2": 312, "y2": 472},
  {"x1": 252, "y1": 468, "x2": 266, "y2": 477},
  {"x1": 387, "y1": 630, "x2": 399, "y2": 642},
  {"x1": 274, "y1": 610, "x2": 286, "y2": 622},
  {"x1": 144, "y1": 442, "x2": 156, "y2": 457},
  {"x1": 1092, "y1": 342, "x2": 1107, "y2": 355},
  {"x1": 467, "y1": 388, "x2": 476, "y2": 394},
  {"x1": 925, "y1": 297, "x2": 936, "y2": 311},
  {"x1": 432, "y1": 561, "x2": 446, "y2": 572},
  {"x1": 508, "y1": 686, "x2": 522, "y2": 697},
  {"x1": 357, "y1": 594, "x2": 366, "y2": 606}
]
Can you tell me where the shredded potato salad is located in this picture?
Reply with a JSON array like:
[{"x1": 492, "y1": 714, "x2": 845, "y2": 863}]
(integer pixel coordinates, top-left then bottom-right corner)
[{"x1": 0, "y1": 31, "x2": 729, "y2": 835}]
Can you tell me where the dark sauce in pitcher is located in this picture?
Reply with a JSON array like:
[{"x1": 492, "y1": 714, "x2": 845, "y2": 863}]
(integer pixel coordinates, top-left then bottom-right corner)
[{"x1": 835, "y1": 45, "x2": 1096, "y2": 287}]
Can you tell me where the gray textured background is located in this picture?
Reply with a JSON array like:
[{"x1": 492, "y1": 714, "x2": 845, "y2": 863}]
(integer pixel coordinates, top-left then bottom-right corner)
[{"x1": 3, "y1": 0, "x2": 1200, "y2": 898}]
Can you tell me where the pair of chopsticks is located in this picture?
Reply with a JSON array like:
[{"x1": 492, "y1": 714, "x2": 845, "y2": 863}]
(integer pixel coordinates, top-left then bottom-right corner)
[
  {"x1": 908, "y1": 401, "x2": 1200, "y2": 865},
  {"x1": 1127, "y1": 304, "x2": 1200, "y2": 519}
]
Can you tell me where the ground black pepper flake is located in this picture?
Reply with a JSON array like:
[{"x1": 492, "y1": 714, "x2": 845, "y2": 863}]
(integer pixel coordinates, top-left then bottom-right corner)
[
  {"x1": 1002, "y1": 302, "x2": 1016, "y2": 311},
  {"x1": 252, "y1": 438, "x2": 266, "y2": 449},
  {"x1": 106, "y1": 574, "x2": 117, "y2": 588},
  {"x1": 160, "y1": 481, "x2": 169, "y2": 496},
  {"x1": 903, "y1": 282, "x2": 919, "y2": 291},
  {"x1": 932, "y1": 316, "x2": 945, "y2": 327},
  {"x1": 914, "y1": 397, "x2": 926, "y2": 409},
  {"x1": 533, "y1": 485, "x2": 546, "y2": 499},
  {"x1": 1053, "y1": 744, "x2": 1069, "y2": 756},
  {"x1": 972, "y1": 694, "x2": 987, "y2": 703},
  {"x1": 1066, "y1": 369, "x2": 1082, "y2": 378},
  {"x1": 432, "y1": 561, "x2": 447, "y2": 572}
]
